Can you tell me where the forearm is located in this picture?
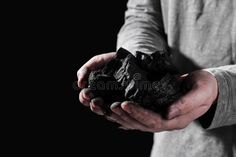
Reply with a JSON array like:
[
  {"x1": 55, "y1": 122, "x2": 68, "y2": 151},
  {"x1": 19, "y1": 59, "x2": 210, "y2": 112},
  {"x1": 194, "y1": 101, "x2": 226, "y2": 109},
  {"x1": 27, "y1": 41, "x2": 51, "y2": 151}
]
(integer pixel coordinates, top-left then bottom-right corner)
[
  {"x1": 202, "y1": 65, "x2": 236, "y2": 129},
  {"x1": 117, "y1": 0, "x2": 167, "y2": 56}
]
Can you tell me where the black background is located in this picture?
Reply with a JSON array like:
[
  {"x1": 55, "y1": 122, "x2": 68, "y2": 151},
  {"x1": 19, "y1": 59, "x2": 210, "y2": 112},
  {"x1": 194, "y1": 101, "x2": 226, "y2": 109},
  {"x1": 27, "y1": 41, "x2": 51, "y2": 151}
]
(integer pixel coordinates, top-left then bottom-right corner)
[{"x1": 26, "y1": 0, "x2": 154, "y2": 156}]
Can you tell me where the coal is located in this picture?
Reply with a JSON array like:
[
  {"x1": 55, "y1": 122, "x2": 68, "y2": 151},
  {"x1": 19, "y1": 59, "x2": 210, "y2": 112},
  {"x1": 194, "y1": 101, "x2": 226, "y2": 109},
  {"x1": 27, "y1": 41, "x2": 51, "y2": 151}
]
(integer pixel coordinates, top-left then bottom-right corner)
[{"x1": 88, "y1": 48, "x2": 184, "y2": 113}]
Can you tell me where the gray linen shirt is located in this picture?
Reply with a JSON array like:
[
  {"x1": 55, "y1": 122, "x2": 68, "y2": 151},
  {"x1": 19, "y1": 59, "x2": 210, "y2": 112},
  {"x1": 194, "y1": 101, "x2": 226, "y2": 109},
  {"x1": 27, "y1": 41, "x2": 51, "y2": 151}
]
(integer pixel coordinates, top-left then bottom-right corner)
[{"x1": 117, "y1": 0, "x2": 236, "y2": 156}]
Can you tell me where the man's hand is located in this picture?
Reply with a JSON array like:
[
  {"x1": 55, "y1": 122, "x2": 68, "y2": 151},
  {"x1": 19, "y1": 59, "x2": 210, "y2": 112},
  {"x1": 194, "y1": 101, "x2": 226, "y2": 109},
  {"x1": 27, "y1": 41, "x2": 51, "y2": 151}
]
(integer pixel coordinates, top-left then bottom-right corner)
[
  {"x1": 78, "y1": 55, "x2": 218, "y2": 132},
  {"x1": 77, "y1": 52, "x2": 116, "y2": 114},
  {"x1": 103, "y1": 70, "x2": 218, "y2": 132}
]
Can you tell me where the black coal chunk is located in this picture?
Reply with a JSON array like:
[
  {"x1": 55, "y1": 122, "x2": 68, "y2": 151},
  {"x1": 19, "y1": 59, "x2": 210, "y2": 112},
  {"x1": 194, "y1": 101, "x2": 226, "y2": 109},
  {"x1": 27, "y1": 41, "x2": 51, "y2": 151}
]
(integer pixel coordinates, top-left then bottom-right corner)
[{"x1": 88, "y1": 48, "x2": 184, "y2": 113}]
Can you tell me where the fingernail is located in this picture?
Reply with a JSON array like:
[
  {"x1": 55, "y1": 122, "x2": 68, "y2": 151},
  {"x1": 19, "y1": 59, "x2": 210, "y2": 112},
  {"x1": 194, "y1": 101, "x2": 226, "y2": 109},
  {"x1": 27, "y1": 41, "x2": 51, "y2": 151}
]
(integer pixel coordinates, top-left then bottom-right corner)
[
  {"x1": 105, "y1": 116, "x2": 116, "y2": 122},
  {"x1": 91, "y1": 103, "x2": 97, "y2": 109},
  {"x1": 92, "y1": 98, "x2": 103, "y2": 106},
  {"x1": 110, "y1": 102, "x2": 121, "y2": 110},
  {"x1": 110, "y1": 103, "x2": 122, "y2": 116},
  {"x1": 168, "y1": 107, "x2": 179, "y2": 119},
  {"x1": 85, "y1": 91, "x2": 94, "y2": 99},
  {"x1": 121, "y1": 103, "x2": 132, "y2": 114}
]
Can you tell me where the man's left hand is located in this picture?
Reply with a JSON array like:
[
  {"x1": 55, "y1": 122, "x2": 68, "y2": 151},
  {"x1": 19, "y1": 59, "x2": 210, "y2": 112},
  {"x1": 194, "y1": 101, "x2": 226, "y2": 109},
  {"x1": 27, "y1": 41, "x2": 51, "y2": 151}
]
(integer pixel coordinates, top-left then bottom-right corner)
[{"x1": 105, "y1": 70, "x2": 218, "y2": 132}]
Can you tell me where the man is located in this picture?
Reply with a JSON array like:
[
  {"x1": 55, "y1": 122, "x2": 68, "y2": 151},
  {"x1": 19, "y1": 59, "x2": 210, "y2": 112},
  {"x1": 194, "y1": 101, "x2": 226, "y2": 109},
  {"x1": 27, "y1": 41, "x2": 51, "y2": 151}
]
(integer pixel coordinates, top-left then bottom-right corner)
[{"x1": 77, "y1": 0, "x2": 236, "y2": 156}]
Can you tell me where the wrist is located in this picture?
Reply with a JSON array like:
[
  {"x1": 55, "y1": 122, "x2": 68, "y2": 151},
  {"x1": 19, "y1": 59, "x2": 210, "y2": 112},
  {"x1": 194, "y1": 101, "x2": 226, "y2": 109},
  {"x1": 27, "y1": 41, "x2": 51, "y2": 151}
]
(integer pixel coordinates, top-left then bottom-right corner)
[{"x1": 202, "y1": 69, "x2": 219, "y2": 103}]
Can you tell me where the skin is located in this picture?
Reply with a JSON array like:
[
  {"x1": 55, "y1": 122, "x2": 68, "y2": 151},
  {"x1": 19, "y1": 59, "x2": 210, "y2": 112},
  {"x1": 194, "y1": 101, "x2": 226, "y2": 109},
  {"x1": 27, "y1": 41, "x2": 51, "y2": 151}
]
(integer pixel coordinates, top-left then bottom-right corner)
[{"x1": 77, "y1": 52, "x2": 218, "y2": 132}]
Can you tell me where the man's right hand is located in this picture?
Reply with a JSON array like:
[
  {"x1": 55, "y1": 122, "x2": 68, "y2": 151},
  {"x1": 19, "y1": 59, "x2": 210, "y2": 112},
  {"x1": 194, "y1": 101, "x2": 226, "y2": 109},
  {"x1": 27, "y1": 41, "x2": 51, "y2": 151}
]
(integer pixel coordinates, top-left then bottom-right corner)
[
  {"x1": 77, "y1": 52, "x2": 152, "y2": 130},
  {"x1": 77, "y1": 52, "x2": 116, "y2": 115}
]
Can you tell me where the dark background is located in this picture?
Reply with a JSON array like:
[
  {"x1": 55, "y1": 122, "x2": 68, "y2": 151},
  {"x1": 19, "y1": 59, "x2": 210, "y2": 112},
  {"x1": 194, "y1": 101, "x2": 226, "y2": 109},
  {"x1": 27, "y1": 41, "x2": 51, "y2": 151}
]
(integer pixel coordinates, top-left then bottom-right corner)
[{"x1": 27, "y1": 0, "x2": 154, "y2": 156}]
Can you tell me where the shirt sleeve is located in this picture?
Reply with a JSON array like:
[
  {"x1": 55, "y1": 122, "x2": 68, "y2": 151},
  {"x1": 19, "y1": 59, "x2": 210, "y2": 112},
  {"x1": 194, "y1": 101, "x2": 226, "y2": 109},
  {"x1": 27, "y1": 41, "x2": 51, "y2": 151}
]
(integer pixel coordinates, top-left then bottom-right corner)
[
  {"x1": 116, "y1": 0, "x2": 168, "y2": 56},
  {"x1": 201, "y1": 65, "x2": 236, "y2": 129}
]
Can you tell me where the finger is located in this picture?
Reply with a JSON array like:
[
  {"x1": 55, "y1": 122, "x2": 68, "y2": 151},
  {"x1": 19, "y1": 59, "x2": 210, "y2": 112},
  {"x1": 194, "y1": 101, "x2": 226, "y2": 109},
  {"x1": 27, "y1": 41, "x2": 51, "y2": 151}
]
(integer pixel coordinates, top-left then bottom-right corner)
[
  {"x1": 82, "y1": 88, "x2": 94, "y2": 100},
  {"x1": 79, "y1": 88, "x2": 94, "y2": 106},
  {"x1": 77, "y1": 67, "x2": 90, "y2": 88},
  {"x1": 79, "y1": 89, "x2": 91, "y2": 106},
  {"x1": 110, "y1": 102, "x2": 149, "y2": 131},
  {"x1": 164, "y1": 105, "x2": 210, "y2": 131},
  {"x1": 167, "y1": 85, "x2": 207, "y2": 120},
  {"x1": 105, "y1": 113, "x2": 134, "y2": 130},
  {"x1": 90, "y1": 97, "x2": 104, "y2": 115},
  {"x1": 121, "y1": 101, "x2": 164, "y2": 131},
  {"x1": 77, "y1": 53, "x2": 115, "y2": 88}
]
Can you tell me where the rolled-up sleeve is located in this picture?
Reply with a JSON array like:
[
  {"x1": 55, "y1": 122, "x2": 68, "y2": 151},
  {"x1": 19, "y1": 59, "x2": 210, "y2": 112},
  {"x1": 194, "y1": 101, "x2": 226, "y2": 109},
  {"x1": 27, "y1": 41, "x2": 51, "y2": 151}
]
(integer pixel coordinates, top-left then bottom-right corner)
[
  {"x1": 116, "y1": 0, "x2": 168, "y2": 56},
  {"x1": 204, "y1": 65, "x2": 236, "y2": 129}
]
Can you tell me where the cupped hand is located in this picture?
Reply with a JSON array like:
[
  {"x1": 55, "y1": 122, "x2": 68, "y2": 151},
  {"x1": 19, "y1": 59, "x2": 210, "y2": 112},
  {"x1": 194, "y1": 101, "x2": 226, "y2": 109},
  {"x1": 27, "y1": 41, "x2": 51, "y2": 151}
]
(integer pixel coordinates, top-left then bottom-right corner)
[
  {"x1": 104, "y1": 70, "x2": 218, "y2": 132},
  {"x1": 77, "y1": 52, "x2": 115, "y2": 114},
  {"x1": 78, "y1": 56, "x2": 218, "y2": 132}
]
